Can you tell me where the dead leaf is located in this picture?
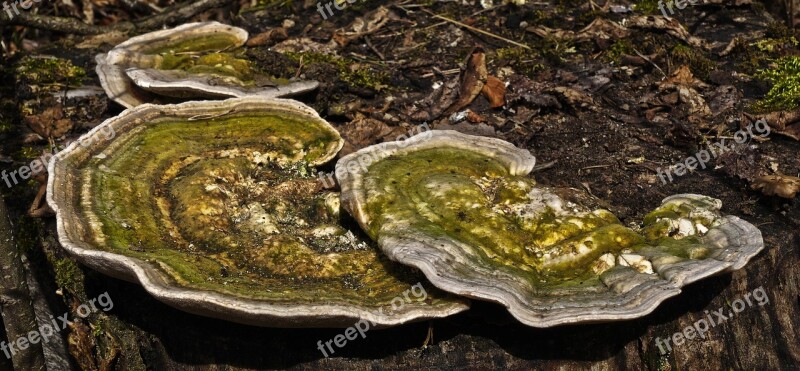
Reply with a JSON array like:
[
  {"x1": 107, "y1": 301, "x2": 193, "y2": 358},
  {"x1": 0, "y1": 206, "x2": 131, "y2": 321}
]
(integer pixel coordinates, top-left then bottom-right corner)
[
  {"x1": 246, "y1": 28, "x2": 289, "y2": 47},
  {"x1": 546, "y1": 86, "x2": 596, "y2": 110},
  {"x1": 625, "y1": 16, "x2": 709, "y2": 49},
  {"x1": 659, "y1": 65, "x2": 709, "y2": 90},
  {"x1": 752, "y1": 175, "x2": 800, "y2": 199},
  {"x1": 447, "y1": 47, "x2": 488, "y2": 115},
  {"x1": 337, "y1": 113, "x2": 395, "y2": 156},
  {"x1": 24, "y1": 106, "x2": 73, "y2": 138},
  {"x1": 466, "y1": 110, "x2": 487, "y2": 123},
  {"x1": 754, "y1": 110, "x2": 800, "y2": 141},
  {"x1": 271, "y1": 38, "x2": 338, "y2": 55},
  {"x1": 481, "y1": 76, "x2": 506, "y2": 108},
  {"x1": 406, "y1": 79, "x2": 460, "y2": 122},
  {"x1": 406, "y1": 47, "x2": 487, "y2": 121},
  {"x1": 527, "y1": 18, "x2": 630, "y2": 42},
  {"x1": 333, "y1": 6, "x2": 397, "y2": 46}
]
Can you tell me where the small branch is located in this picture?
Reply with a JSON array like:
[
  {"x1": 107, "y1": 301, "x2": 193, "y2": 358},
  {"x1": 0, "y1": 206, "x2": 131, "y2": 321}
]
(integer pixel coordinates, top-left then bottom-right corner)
[
  {"x1": 0, "y1": 0, "x2": 230, "y2": 35},
  {"x1": 419, "y1": 9, "x2": 531, "y2": 50}
]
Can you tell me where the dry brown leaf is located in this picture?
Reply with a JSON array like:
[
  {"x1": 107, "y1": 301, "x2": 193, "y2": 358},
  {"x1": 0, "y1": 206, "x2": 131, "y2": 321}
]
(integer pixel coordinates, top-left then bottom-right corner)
[
  {"x1": 246, "y1": 28, "x2": 289, "y2": 47},
  {"x1": 481, "y1": 76, "x2": 506, "y2": 108},
  {"x1": 447, "y1": 47, "x2": 488, "y2": 115},
  {"x1": 333, "y1": 6, "x2": 396, "y2": 46},
  {"x1": 406, "y1": 79, "x2": 460, "y2": 122},
  {"x1": 755, "y1": 110, "x2": 800, "y2": 141},
  {"x1": 659, "y1": 65, "x2": 709, "y2": 90},
  {"x1": 625, "y1": 16, "x2": 709, "y2": 49},
  {"x1": 271, "y1": 37, "x2": 338, "y2": 55},
  {"x1": 546, "y1": 86, "x2": 595, "y2": 110},
  {"x1": 24, "y1": 106, "x2": 73, "y2": 138},
  {"x1": 466, "y1": 109, "x2": 487, "y2": 123},
  {"x1": 406, "y1": 47, "x2": 487, "y2": 121},
  {"x1": 752, "y1": 175, "x2": 800, "y2": 199},
  {"x1": 337, "y1": 113, "x2": 395, "y2": 156},
  {"x1": 527, "y1": 18, "x2": 630, "y2": 42}
]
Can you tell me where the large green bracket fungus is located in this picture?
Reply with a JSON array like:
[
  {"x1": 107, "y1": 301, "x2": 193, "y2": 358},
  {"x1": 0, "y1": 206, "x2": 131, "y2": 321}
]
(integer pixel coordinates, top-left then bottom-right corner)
[
  {"x1": 96, "y1": 22, "x2": 319, "y2": 109},
  {"x1": 337, "y1": 130, "x2": 764, "y2": 327},
  {"x1": 46, "y1": 97, "x2": 468, "y2": 327}
]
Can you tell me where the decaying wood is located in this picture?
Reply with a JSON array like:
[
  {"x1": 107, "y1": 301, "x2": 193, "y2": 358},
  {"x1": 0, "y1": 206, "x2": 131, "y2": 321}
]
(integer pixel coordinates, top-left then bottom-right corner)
[
  {"x1": 0, "y1": 200, "x2": 45, "y2": 371},
  {"x1": 0, "y1": 0, "x2": 231, "y2": 35}
]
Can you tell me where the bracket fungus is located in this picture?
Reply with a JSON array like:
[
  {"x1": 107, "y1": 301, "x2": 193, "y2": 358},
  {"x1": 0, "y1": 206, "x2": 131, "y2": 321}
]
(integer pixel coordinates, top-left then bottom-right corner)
[
  {"x1": 46, "y1": 97, "x2": 468, "y2": 327},
  {"x1": 96, "y1": 22, "x2": 319, "y2": 108},
  {"x1": 337, "y1": 130, "x2": 764, "y2": 327}
]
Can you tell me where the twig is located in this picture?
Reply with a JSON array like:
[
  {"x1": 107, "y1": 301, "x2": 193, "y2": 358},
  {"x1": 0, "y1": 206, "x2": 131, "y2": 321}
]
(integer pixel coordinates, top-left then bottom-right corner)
[
  {"x1": 419, "y1": 9, "x2": 531, "y2": 50},
  {"x1": 0, "y1": 0, "x2": 230, "y2": 35},
  {"x1": 633, "y1": 48, "x2": 665, "y2": 78},
  {"x1": 364, "y1": 36, "x2": 385, "y2": 61},
  {"x1": 531, "y1": 160, "x2": 557, "y2": 173}
]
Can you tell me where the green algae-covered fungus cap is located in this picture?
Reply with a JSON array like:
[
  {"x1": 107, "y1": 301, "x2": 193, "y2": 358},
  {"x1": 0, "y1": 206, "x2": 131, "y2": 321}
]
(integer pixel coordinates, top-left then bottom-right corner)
[
  {"x1": 97, "y1": 22, "x2": 318, "y2": 109},
  {"x1": 46, "y1": 97, "x2": 468, "y2": 327},
  {"x1": 337, "y1": 130, "x2": 764, "y2": 327}
]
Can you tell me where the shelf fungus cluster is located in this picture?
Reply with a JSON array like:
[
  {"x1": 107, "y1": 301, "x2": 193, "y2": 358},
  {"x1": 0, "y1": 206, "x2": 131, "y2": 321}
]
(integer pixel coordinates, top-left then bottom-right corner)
[
  {"x1": 337, "y1": 130, "x2": 764, "y2": 327},
  {"x1": 51, "y1": 22, "x2": 763, "y2": 327},
  {"x1": 46, "y1": 97, "x2": 468, "y2": 327},
  {"x1": 96, "y1": 22, "x2": 318, "y2": 108}
]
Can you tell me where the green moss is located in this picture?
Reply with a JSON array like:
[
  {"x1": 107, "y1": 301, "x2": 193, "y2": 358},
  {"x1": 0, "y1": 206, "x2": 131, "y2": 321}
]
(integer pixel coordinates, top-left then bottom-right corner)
[
  {"x1": 17, "y1": 146, "x2": 39, "y2": 159},
  {"x1": 54, "y1": 257, "x2": 84, "y2": 291},
  {"x1": 633, "y1": 0, "x2": 661, "y2": 14},
  {"x1": 603, "y1": 39, "x2": 634, "y2": 64},
  {"x1": 671, "y1": 44, "x2": 716, "y2": 80},
  {"x1": 733, "y1": 22, "x2": 798, "y2": 75},
  {"x1": 286, "y1": 52, "x2": 388, "y2": 90},
  {"x1": 753, "y1": 56, "x2": 800, "y2": 112},
  {"x1": 15, "y1": 56, "x2": 86, "y2": 89}
]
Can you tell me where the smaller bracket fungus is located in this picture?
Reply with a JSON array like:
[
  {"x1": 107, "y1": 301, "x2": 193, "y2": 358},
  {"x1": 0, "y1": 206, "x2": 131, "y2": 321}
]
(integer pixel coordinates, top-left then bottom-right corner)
[
  {"x1": 97, "y1": 22, "x2": 319, "y2": 108},
  {"x1": 47, "y1": 97, "x2": 468, "y2": 327},
  {"x1": 337, "y1": 130, "x2": 764, "y2": 327}
]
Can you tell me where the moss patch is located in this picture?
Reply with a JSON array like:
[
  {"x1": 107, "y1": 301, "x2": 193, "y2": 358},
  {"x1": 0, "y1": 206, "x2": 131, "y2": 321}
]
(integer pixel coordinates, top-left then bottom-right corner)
[
  {"x1": 753, "y1": 56, "x2": 800, "y2": 112},
  {"x1": 286, "y1": 52, "x2": 388, "y2": 90}
]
